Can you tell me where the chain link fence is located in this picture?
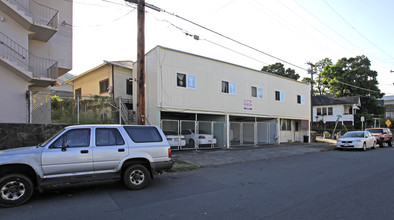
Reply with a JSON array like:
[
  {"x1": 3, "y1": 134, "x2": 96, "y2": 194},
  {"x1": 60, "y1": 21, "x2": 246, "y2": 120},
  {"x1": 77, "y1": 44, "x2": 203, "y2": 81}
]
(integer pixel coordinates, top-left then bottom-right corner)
[{"x1": 29, "y1": 91, "x2": 132, "y2": 124}]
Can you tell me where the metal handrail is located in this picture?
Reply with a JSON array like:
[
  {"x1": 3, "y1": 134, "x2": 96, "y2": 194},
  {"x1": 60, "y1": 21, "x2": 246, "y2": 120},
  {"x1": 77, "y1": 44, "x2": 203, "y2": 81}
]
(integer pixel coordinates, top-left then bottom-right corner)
[
  {"x1": 119, "y1": 98, "x2": 129, "y2": 124},
  {"x1": 7, "y1": 0, "x2": 59, "y2": 29},
  {"x1": 0, "y1": 32, "x2": 58, "y2": 79}
]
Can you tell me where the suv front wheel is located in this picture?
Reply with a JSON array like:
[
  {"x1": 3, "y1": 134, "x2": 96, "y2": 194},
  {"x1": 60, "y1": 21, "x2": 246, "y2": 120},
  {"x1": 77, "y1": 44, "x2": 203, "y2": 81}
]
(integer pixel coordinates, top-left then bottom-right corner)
[
  {"x1": 123, "y1": 165, "x2": 152, "y2": 190},
  {"x1": 0, "y1": 174, "x2": 34, "y2": 208}
]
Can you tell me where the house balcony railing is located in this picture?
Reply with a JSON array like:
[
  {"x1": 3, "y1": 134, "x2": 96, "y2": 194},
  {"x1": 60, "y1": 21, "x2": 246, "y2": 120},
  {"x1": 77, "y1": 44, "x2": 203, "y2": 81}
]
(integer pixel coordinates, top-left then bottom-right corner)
[
  {"x1": 7, "y1": 0, "x2": 59, "y2": 29},
  {"x1": 0, "y1": 32, "x2": 58, "y2": 79}
]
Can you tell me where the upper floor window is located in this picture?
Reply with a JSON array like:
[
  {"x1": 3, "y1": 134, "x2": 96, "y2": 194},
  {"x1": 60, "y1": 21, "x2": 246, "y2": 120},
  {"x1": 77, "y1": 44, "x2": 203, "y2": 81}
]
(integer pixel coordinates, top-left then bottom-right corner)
[
  {"x1": 297, "y1": 95, "x2": 305, "y2": 104},
  {"x1": 252, "y1": 86, "x2": 257, "y2": 97},
  {"x1": 177, "y1": 73, "x2": 196, "y2": 89},
  {"x1": 126, "y1": 78, "x2": 133, "y2": 95},
  {"x1": 275, "y1": 91, "x2": 285, "y2": 101},
  {"x1": 252, "y1": 86, "x2": 263, "y2": 98},
  {"x1": 222, "y1": 81, "x2": 229, "y2": 93},
  {"x1": 75, "y1": 88, "x2": 81, "y2": 97},
  {"x1": 99, "y1": 78, "x2": 109, "y2": 94},
  {"x1": 177, "y1": 73, "x2": 186, "y2": 87},
  {"x1": 222, "y1": 81, "x2": 236, "y2": 94}
]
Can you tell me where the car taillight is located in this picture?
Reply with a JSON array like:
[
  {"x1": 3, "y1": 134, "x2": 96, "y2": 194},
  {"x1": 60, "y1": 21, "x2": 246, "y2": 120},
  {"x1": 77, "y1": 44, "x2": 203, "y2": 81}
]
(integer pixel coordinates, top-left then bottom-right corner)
[
  {"x1": 181, "y1": 137, "x2": 185, "y2": 140},
  {"x1": 167, "y1": 138, "x2": 173, "y2": 141},
  {"x1": 198, "y1": 136, "x2": 205, "y2": 139},
  {"x1": 168, "y1": 148, "x2": 171, "y2": 158}
]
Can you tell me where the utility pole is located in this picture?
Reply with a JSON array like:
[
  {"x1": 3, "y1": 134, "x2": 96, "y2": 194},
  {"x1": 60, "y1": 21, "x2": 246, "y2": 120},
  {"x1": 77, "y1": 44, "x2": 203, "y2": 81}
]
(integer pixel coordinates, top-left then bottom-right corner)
[
  {"x1": 307, "y1": 62, "x2": 315, "y2": 135},
  {"x1": 125, "y1": 0, "x2": 145, "y2": 125}
]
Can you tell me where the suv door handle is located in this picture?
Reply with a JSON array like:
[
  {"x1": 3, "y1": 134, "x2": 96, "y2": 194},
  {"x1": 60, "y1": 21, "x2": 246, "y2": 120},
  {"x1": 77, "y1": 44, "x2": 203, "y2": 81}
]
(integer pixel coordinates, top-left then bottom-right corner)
[
  {"x1": 118, "y1": 148, "x2": 125, "y2": 152},
  {"x1": 80, "y1": 150, "x2": 89, "y2": 154}
]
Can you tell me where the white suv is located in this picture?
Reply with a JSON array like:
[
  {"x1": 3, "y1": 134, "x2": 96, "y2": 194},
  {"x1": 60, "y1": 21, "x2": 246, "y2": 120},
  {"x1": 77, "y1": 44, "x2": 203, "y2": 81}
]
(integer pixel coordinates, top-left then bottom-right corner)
[{"x1": 0, "y1": 125, "x2": 173, "y2": 207}]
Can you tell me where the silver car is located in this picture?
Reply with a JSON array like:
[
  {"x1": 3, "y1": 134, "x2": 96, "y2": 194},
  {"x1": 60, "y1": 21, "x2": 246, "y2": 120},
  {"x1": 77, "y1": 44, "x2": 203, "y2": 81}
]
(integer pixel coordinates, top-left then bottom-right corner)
[
  {"x1": 0, "y1": 125, "x2": 173, "y2": 207},
  {"x1": 337, "y1": 131, "x2": 376, "y2": 151}
]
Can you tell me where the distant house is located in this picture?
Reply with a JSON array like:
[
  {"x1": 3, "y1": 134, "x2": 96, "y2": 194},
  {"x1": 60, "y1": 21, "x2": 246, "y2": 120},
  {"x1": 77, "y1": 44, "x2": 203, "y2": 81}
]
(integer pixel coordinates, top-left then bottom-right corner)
[
  {"x1": 312, "y1": 95, "x2": 361, "y2": 126},
  {"x1": 51, "y1": 73, "x2": 74, "y2": 97},
  {"x1": 382, "y1": 95, "x2": 394, "y2": 119},
  {"x1": 65, "y1": 60, "x2": 134, "y2": 108}
]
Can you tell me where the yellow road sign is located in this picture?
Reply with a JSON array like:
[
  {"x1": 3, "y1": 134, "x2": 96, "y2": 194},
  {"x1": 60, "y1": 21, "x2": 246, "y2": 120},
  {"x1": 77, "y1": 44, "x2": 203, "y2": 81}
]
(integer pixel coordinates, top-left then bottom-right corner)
[{"x1": 386, "y1": 119, "x2": 391, "y2": 127}]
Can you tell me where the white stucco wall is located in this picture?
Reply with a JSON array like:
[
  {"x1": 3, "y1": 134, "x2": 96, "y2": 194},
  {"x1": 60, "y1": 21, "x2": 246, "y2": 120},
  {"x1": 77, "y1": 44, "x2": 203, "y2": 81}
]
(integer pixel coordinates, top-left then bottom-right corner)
[
  {"x1": 146, "y1": 46, "x2": 310, "y2": 121},
  {"x1": 0, "y1": 66, "x2": 29, "y2": 123}
]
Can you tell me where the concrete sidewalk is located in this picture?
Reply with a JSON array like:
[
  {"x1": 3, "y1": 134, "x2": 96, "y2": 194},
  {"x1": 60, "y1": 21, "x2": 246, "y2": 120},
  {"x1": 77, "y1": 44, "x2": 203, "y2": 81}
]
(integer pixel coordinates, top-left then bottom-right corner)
[{"x1": 171, "y1": 142, "x2": 336, "y2": 170}]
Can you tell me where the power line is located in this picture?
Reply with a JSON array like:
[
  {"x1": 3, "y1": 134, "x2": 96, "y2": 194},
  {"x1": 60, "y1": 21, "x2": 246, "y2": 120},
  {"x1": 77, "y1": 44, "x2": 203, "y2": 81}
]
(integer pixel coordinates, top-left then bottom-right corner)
[
  {"x1": 147, "y1": 2, "x2": 308, "y2": 71},
  {"x1": 149, "y1": 13, "x2": 269, "y2": 66},
  {"x1": 327, "y1": 77, "x2": 380, "y2": 94},
  {"x1": 294, "y1": 0, "x2": 391, "y2": 65},
  {"x1": 63, "y1": 9, "x2": 135, "y2": 28},
  {"x1": 323, "y1": 0, "x2": 394, "y2": 61},
  {"x1": 145, "y1": 1, "x2": 381, "y2": 94}
]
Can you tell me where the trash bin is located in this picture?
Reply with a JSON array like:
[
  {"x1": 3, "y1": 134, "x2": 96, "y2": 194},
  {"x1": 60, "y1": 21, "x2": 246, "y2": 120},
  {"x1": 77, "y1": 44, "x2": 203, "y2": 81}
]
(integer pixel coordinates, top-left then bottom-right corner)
[{"x1": 303, "y1": 135, "x2": 309, "y2": 143}]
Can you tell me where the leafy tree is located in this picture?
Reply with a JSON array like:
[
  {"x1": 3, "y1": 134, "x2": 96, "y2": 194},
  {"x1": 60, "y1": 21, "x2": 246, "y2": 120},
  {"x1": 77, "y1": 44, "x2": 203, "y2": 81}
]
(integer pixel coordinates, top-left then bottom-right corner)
[
  {"x1": 261, "y1": 63, "x2": 300, "y2": 80},
  {"x1": 319, "y1": 55, "x2": 385, "y2": 127},
  {"x1": 313, "y1": 58, "x2": 332, "y2": 95}
]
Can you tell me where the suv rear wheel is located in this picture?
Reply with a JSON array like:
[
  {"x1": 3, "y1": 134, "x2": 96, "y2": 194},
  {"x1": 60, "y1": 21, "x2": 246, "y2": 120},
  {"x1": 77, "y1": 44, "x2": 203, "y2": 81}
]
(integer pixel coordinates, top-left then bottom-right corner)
[
  {"x1": 123, "y1": 165, "x2": 152, "y2": 190},
  {"x1": 0, "y1": 174, "x2": 34, "y2": 208}
]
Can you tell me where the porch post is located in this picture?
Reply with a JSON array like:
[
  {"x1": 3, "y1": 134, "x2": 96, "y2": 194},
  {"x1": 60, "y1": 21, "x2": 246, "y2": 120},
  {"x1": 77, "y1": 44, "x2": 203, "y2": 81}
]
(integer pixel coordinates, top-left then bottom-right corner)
[
  {"x1": 277, "y1": 118, "x2": 280, "y2": 144},
  {"x1": 226, "y1": 114, "x2": 230, "y2": 148}
]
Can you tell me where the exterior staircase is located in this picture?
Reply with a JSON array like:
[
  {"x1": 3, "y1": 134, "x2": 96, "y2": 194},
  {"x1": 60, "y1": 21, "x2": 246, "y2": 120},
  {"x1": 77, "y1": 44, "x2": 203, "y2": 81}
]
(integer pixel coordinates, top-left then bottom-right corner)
[
  {"x1": 0, "y1": 32, "x2": 57, "y2": 86},
  {"x1": 0, "y1": 0, "x2": 58, "y2": 42}
]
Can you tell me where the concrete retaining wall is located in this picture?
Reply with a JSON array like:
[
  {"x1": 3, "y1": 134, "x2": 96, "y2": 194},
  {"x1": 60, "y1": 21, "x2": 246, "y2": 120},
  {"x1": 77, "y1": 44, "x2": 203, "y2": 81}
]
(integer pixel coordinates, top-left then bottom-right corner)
[{"x1": 0, "y1": 123, "x2": 70, "y2": 150}]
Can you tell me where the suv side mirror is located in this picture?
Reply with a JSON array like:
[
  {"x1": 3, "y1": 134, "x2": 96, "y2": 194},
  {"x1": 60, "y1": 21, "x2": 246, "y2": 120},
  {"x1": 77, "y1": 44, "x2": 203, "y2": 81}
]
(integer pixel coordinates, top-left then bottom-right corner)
[{"x1": 61, "y1": 141, "x2": 68, "y2": 152}]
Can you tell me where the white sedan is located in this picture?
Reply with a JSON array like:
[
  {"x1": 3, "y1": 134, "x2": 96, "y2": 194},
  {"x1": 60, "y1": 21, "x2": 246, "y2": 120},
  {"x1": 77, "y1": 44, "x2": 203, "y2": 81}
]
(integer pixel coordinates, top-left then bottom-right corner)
[
  {"x1": 181, "y1": 129, "x2": 217, "y2": 148},
  {"x1": 337, "y1": 131, "x2": 376, "y2": 151},
  {"x1": 163, "y1": 131, "x2": 186, "y2": 149}
]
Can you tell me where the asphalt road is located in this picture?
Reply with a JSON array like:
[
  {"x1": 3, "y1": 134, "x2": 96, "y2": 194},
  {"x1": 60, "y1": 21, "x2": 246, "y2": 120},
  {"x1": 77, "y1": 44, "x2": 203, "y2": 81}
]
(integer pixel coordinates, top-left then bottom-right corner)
[{"x1": 2, "y1": 147, "x2": 394, "y2": 220}]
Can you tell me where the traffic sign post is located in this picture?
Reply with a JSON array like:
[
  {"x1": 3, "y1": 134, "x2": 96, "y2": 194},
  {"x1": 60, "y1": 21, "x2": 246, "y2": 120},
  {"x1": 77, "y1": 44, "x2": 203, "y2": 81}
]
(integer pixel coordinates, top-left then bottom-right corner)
[{"x1": 361, "y1": 116, "x2": 365, "y2": 130}]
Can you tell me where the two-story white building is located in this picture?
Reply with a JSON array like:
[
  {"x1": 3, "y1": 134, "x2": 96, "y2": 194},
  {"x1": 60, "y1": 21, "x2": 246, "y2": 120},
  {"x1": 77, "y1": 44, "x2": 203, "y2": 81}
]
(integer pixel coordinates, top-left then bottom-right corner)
[
  {"x1": 312, "y1": 95, "x2": 361, "y2": 126},
  {"x1": 133, "y1": 46, "x2": 311, "y2": 148}
]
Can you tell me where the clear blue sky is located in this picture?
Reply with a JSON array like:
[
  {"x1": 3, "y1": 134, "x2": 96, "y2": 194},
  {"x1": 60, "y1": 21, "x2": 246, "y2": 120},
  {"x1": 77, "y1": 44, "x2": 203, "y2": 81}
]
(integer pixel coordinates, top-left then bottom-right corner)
[{"x1": 71, "y1": 0, "x2": 394, "y2": 95}]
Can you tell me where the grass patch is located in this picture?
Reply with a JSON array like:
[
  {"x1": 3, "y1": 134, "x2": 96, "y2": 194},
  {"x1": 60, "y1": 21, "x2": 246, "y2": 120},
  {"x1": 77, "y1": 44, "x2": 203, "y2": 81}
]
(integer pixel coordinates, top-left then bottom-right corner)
[{"x1": 169, "y1": 158, "x2": 200, "y2": 172}]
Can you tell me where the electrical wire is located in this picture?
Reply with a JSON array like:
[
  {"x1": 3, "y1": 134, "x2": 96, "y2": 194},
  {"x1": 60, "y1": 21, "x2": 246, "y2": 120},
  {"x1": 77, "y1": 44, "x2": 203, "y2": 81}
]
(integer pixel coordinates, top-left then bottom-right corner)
[
  {"x1": 150, "y1": 12, "x2": 380, "y2": 94},
  {"x1": 249, "y1": 0, "x2": 342, "y2": 59},
  {"x1": 151, "y1": 4, "x2": 308, "y2": 71},
  {"x1": 293, "y1": 0, "x2": 388, "y2": 64},
  {"x1": 63, "y1": 9, "x2": 135, "y2": 28},
  {"x1": 149, "y1": 14, "x2": 269, "y2": 66},
  {"x1": 143, "y1": 0, "x2": 380, "y2": 93},
  {"x1": 278, "y1": 0, "x2": 356, "y2": 56},
  {"x1": 323, "y1": 0, "x2": 394, "y2": 61},
  {"x1": 202, "y1": 39, "x2": 269, "y2": 66}
]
